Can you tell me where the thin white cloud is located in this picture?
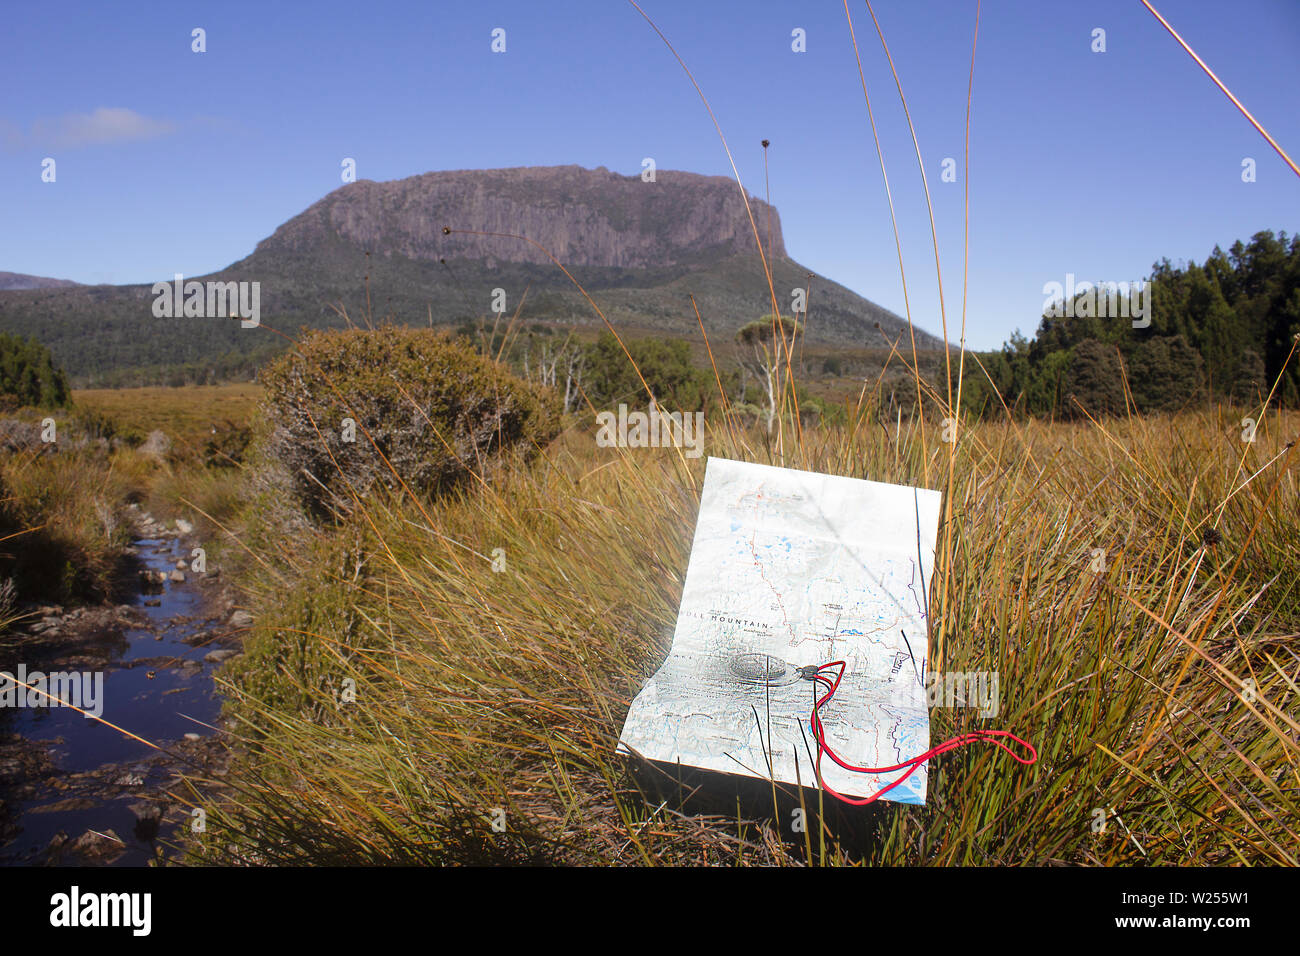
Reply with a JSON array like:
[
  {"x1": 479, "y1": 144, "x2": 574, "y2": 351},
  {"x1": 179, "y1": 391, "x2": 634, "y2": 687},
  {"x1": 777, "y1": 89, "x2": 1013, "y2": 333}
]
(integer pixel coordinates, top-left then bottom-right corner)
[{"x1": 22, "y1": 107, "x2": 175, "y2": 149}]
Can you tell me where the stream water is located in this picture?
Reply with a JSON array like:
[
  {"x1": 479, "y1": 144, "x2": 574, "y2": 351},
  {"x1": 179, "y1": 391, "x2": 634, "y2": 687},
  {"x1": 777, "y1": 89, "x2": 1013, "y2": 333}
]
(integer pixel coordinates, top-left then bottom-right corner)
[{"x1": 0, "y1": 532, "x2": 236, "y2": 866}]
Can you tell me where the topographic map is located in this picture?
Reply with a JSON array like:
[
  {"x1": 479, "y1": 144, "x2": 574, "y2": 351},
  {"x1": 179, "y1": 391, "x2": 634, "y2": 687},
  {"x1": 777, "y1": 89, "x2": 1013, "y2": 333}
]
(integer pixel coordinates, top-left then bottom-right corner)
[{"x1": 619, "y1": 457, "x2": 943, "y2": 803}]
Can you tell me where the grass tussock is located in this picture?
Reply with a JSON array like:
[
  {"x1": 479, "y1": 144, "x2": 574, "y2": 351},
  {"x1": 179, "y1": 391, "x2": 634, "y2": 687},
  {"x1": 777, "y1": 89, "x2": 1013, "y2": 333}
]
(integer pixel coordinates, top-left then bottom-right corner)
[{"x1": 0, "y1": 445, "x2": 154, "y2": 606}]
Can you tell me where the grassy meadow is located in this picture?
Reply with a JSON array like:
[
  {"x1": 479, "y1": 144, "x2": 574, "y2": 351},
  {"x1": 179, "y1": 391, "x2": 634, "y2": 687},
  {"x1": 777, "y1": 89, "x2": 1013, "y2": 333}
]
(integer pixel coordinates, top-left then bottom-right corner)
[
  {"x1": 159, "y1": 371, "x2": 1296, "y2": 866},
  {"x1": 0, "y1": 315, "x2": 1290, "y2": 867},
  {"x1": 74, "y1": 383, "x2": 262, "y2": 452},
  {"x1": 0, "y1": 323, "x2": 1294, "y2": 867}
]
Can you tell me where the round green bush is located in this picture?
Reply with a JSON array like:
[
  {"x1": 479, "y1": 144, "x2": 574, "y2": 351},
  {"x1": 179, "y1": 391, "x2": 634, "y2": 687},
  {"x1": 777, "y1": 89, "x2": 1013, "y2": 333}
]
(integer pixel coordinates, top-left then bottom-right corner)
[{"x1": 259, "y1": 327, "x2": 560, "y2": 517}]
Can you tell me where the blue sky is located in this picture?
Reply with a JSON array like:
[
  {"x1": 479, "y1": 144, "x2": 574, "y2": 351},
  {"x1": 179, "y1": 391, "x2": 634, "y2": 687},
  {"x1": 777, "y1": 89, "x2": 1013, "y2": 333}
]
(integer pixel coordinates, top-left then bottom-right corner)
[{"x1": 2, "y1": 0, "x2": 1297, "y2": 350}]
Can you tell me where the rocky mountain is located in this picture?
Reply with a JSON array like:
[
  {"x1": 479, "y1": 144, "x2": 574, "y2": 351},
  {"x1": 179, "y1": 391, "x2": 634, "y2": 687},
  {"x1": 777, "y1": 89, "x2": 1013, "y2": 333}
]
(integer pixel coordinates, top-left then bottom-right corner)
[
  {"x1": 0, "y1": 165, "x2": 946, "y2": 384},
  {"x1": 263, "y1": 165, "x2": 787, "y2": 269}
]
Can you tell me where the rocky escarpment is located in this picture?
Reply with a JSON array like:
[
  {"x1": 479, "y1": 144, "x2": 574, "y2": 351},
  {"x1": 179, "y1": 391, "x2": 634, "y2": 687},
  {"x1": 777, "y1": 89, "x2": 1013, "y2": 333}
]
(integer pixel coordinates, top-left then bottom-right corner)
[{"x1": 254, "y1": 165, "x2": 786, "y2": 270}]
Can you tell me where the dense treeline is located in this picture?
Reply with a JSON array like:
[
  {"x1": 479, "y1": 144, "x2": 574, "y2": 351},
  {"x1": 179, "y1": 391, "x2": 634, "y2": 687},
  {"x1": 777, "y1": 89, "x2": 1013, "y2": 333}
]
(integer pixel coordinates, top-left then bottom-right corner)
[
  {"x1": 963, "y1": 231, "x2": 1300, "y2": 418},
  {"x1": 81, "y1": 345, "x2": 280, "y2": 388},
  {"x1": 0, "y1": 332, "x2": 70, "y2": 409},
  {"x1": 8, "y1": 231, "x2": 1297, "y2": 424}
]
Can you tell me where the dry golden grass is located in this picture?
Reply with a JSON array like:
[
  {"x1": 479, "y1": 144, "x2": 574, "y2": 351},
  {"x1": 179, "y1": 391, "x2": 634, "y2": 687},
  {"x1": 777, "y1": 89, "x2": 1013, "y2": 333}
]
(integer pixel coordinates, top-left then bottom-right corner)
[
  {"x1": 187, "y1": 394, "x2": 1300, "y2": 866},
  {"x1": 73, "y1": 384, "x2": 261, "y2": 452}
]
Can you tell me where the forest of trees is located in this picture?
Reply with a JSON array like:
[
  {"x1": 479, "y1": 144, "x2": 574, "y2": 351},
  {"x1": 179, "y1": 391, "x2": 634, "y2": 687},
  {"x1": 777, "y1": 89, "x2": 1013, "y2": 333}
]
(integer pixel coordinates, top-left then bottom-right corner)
[
  {"x1": 83, "y1": 345, "x2": 275, "y2": 388},
  {"x1": 0, "y1": 333, "x2": 71, "y2": 410},
  {"x1": 962, "y1": 230, "x2": 1300, "y2": 418}
]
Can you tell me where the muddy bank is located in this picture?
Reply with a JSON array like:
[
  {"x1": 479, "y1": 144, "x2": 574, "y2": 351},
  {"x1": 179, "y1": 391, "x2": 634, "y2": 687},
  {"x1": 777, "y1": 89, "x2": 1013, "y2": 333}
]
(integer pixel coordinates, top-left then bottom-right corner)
[{"x1": 0, "y1": 509, "x2": 248, "y2": 866}]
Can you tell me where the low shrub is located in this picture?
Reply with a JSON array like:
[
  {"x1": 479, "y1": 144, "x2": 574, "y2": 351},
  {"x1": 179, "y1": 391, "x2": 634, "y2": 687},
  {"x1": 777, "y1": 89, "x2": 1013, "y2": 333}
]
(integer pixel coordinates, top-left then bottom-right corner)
[{"x1": 259, "y1": 326, "x2": 561, "y2": 518}]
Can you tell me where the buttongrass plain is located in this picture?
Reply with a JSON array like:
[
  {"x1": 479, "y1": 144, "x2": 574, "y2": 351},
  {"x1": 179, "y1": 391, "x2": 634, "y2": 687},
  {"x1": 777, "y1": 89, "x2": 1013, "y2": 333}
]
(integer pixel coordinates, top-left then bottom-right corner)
[{"x1": 189, "y1": 387, "x2": 1300, "y2": 864}]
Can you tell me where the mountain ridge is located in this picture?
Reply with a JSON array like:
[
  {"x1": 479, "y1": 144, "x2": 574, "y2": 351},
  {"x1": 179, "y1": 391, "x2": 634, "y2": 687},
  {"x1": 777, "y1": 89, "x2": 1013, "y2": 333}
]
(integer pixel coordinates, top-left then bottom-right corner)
[
  {"x1": 0, "y1": 165, "x2": 947, "y2": 383},
  {"x1": 0, "y1": 272, "x2": 82, "y2": 292}
]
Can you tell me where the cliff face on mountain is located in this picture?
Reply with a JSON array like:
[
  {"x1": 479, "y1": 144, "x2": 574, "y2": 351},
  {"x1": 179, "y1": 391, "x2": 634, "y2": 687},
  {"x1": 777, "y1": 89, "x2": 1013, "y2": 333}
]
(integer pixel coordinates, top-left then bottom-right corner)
[{"x1": 255, "y1": 165, "x2": 787, "y2": 270}]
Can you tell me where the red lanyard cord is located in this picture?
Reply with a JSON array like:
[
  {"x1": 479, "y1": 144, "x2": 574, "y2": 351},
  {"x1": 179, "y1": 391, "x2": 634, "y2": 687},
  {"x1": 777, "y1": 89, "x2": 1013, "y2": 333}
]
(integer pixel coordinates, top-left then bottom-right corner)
[{"x1": 808, "y1": 661, "x2": 1037, "y2": 807}]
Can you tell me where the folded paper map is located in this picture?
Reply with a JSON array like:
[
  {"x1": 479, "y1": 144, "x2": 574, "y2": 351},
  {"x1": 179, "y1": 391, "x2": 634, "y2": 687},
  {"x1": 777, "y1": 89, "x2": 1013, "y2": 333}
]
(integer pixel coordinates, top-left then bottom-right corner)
[{"x1": 618, "y1": 457, "x2": 943, "y2": 803}]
